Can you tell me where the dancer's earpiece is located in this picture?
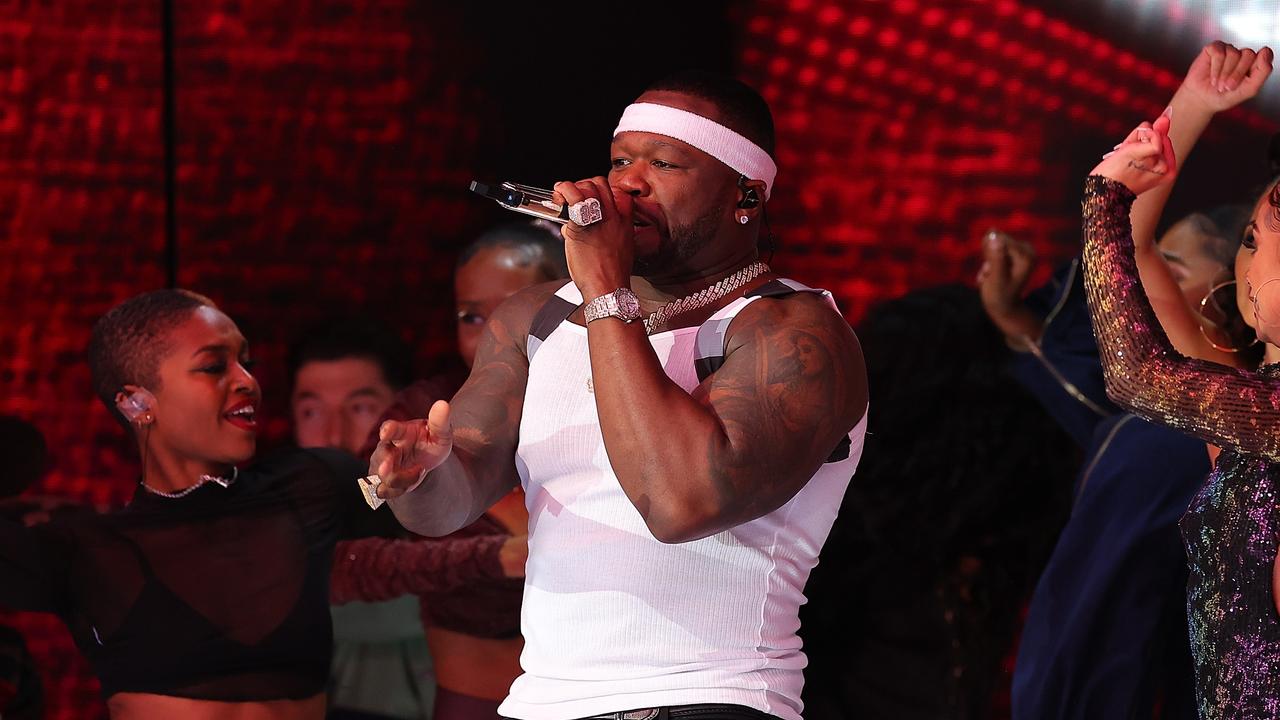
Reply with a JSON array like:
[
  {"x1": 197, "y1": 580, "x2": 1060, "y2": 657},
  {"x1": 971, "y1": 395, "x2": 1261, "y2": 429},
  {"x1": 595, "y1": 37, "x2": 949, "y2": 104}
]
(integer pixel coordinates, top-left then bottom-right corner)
[
  {"x1": 737, "y1": 175, "x2": 760, "y2": 209},
  {"x1": 118, "y1": 389, "x2": 156, "y2": 422}
]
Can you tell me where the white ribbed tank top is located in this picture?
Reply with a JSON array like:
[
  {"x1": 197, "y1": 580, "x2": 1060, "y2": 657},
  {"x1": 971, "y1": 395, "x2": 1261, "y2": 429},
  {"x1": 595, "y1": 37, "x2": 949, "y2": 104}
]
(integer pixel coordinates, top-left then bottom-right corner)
[{"x1": 498, "y1": 281, "x2": 866, "y2": 720}]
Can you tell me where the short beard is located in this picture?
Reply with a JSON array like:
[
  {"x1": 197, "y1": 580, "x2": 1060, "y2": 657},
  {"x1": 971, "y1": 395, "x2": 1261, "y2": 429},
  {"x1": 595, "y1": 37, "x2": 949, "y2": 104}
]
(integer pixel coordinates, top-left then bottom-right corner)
[{"x1": 633, "y1": 201, "x2": 728, "y2": 276}]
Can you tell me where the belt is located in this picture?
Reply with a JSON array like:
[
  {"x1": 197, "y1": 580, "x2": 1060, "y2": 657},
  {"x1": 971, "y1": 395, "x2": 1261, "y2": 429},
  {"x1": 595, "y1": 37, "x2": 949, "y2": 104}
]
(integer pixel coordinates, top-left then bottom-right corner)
[{"x1": 577, "y1": 704, "x2": 778, "y2": 720}]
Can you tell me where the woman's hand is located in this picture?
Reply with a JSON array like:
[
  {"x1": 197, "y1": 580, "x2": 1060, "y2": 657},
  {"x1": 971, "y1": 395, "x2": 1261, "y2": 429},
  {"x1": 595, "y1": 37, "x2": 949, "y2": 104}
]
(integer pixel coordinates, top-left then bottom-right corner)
[
  {"x1": 1091, "y1": 111, "x2": 1177, "y2": 196},
  {"x1": 1180, "y1": 41, "x2": 1273, "y2": 113}
]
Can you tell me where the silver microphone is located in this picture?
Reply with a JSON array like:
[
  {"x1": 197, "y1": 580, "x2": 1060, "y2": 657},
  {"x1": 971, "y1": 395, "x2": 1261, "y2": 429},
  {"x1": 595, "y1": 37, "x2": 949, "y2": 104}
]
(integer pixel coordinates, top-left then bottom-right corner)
[{"x1": 469, "y1": 180, "x2": 602, "y2": 226}]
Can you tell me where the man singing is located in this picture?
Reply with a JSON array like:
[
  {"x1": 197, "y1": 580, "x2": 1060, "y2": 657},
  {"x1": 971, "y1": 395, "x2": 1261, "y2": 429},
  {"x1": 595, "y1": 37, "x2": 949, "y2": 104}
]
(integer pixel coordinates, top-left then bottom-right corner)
[{"x1": 369, "y1": 72, "x2": 868, "y2": 720}]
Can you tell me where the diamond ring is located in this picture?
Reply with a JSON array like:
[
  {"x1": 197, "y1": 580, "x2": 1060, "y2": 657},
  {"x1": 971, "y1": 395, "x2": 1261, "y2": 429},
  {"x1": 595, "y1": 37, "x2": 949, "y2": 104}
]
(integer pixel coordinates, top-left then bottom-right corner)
[
  {"x1": 358, "y1": 475, "x2": 385, "y2": 510},
  {"x1": 567, "y1": 198, "x2": 603, "y2": 226}
]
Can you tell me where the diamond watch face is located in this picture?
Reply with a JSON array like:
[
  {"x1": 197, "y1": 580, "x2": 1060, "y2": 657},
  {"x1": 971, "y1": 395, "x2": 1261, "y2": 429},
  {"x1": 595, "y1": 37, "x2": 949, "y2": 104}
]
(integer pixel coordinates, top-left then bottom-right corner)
[{"x1": 616, "y1": 290, "x2": 642, "y2": 319}]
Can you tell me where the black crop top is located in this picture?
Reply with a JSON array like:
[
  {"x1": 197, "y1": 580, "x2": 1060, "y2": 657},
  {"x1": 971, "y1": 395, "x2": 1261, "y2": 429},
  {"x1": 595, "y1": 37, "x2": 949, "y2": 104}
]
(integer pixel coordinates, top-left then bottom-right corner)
[{"x1": 0, "y1": 447, "x2": 381, "y2": 702}]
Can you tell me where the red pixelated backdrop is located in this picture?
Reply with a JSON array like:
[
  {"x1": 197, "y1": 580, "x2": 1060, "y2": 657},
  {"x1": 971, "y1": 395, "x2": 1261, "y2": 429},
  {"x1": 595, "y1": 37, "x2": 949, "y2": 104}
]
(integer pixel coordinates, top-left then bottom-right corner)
[
  {"x1": 742, "y1": 0, "x2": 1275, "y2": 319},
  {"x1": 0, "y1": 1, "x2": 1275, "y2": 717}
]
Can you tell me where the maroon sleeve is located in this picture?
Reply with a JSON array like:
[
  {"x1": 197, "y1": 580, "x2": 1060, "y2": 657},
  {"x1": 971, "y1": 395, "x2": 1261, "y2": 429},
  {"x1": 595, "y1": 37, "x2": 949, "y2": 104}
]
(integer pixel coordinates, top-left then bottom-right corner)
[{"x1": 329, "y1": 533, "x2": 508, "y2": 604}]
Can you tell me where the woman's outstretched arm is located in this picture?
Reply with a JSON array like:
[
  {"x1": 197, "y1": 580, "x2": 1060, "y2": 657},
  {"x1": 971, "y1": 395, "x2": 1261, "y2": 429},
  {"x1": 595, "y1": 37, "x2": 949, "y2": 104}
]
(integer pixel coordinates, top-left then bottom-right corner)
[{"x1": 1083, "y1": 159, "x2": 1280, "y2": 461}]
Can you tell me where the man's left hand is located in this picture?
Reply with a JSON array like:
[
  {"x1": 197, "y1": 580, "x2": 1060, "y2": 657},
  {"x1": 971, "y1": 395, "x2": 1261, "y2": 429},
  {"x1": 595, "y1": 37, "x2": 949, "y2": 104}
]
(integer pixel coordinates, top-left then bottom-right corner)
[{"x1": 553, "y1": 177, "x2": 635, "y2": 299}]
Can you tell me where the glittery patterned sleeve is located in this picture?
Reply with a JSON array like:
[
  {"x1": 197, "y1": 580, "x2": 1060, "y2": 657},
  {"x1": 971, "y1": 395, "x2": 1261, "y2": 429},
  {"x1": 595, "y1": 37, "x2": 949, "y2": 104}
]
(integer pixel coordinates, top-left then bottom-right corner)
[
  {"x1": 329, "y1": 533, "x2": 508, "y2": 605},
  {"x1": 1082, "y1": 174, "x2": 1280, "y2": 461}
]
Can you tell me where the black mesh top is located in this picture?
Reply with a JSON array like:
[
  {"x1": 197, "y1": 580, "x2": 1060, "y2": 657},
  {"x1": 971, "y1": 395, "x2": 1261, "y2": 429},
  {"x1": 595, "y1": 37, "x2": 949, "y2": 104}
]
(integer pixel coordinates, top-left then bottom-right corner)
[{"x1": 0, "y1": 447, "x2": 376, "y2": 702}]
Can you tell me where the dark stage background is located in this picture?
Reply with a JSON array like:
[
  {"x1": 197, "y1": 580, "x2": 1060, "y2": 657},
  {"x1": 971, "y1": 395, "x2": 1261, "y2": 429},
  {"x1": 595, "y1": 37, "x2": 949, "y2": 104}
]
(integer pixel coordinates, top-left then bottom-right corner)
[{"x1": 0, "y1": 1, "x2": 1275, "y2": 717}]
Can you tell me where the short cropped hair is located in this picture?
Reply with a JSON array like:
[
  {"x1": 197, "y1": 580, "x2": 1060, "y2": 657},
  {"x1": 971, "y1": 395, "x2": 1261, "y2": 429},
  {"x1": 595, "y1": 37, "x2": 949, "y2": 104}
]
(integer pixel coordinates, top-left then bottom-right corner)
[
  {"x1": 645, "y1": 70, "x2": 776, "y2": 158},
  {"x1": 88, "y1": 289, "x2": 216, "y2": 426},
  {"x1": 456, "y1": 221, "x2": 569, "y2": 281},
  {"x1": 287, "y1": 318, "x2": 413, "y2": 391}
]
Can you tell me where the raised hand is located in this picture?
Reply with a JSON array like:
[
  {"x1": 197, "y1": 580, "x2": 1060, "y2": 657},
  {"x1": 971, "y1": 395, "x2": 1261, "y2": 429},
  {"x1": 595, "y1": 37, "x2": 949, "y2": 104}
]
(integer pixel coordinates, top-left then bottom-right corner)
[
  {"x1": 977, "y1": 229, "x2": 1037, "y2": 318},
  {"x1": 368, "y1": 399, "x2": 453, "y2": 500},
  {"x1": 1092, "y1": 111, "x2": 1177, "y2": 196},
  {"x1": 553, "y1": 177, "x2": 636, "y2": 300},
  {"x1": 1181, "y1": 41, "x2": 1274, "y2": 112}
]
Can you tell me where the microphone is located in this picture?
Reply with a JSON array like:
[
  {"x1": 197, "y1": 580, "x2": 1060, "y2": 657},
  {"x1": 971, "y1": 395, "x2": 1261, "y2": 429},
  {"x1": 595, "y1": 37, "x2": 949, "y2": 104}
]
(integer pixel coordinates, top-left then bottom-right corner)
[{"x1": 469, "y1": 180, "x2": 602, "y2": 226}]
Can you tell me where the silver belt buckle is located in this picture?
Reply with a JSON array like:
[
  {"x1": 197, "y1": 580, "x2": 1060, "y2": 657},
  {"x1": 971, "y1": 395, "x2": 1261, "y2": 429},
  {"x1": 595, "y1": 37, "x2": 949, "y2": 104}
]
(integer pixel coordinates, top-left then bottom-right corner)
[{"x1": 620, "y1": 711, "x2": 659, "y2": 720}]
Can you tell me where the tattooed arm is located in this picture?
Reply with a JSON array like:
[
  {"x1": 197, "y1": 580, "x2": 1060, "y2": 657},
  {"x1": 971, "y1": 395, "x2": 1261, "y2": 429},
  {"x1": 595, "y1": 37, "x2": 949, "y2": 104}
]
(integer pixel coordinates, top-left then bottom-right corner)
[
  {"x1": 377, "y1": 283, "x2": 557, "y2": 537},
  {"x1": 588, "y1": 291, "x2": 868, "y2": 543}
]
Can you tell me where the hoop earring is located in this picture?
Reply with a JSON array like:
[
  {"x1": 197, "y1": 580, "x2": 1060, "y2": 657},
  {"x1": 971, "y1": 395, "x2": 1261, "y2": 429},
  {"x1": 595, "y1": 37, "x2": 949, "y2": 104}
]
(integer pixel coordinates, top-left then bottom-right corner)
[
  {"x1": 1251, "y1": 277, "x2": 1280, "y2": 328},
  {"x1": 1199, "y1": 279, "x2": 1261, "y2": 353}
]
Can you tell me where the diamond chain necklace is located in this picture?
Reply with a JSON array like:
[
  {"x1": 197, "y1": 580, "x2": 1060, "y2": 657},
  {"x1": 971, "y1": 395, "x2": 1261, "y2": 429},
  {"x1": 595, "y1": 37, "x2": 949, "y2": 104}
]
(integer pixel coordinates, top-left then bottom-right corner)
[
  {"x1": 141, "y1": 467, "x2": 239, "y2": 499},
  {"x1": 643, "y1": 262, "x2": 770, "y2": 334}
]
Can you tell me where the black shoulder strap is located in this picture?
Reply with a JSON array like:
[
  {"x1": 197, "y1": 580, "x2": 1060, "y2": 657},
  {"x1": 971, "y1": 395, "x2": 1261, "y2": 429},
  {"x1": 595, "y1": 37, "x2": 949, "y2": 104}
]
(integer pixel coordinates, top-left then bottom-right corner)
[
  {"x1": 693, "y1": 278, "x2": 826, "y2": 383},
  {"x1": 746, "y1": 278, "x2": 811, "y2": 299},
  {"x1": 526, "y1": 289, "x2": 578, "y2": 362}
]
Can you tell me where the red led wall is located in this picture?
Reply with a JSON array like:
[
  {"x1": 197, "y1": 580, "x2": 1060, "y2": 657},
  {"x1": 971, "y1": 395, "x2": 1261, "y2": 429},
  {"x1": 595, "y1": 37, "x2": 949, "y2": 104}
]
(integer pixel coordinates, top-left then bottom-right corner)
[
  {"x1": 0, "y1": 1, "x2": 1276, "y2": 718},
  {"x1": 741, "y1": 0, "x2": 1276, "y2": 321},
  {"x1": 0, "y1": 3, "x2": 487, "y2": 717},
  {"x1": 0, "y1": 5, "x2": 165, "y2": 715},
  {"x1": 170, "y1": 1, "x2": 486, "y2": 448}
]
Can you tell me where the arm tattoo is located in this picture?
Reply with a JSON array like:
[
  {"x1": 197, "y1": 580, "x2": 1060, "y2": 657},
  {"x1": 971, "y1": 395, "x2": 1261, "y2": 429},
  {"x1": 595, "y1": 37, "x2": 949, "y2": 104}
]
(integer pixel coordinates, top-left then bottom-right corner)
[
  {"x1": 412, "y1": 282, "x2": 562, "y2": 525},
  {"x1": 1127, "y1": 160, "x2": 1166, "y2": 176},
  {"x1": 696, "y1": 296, "x2": 866, "y2": 523}
]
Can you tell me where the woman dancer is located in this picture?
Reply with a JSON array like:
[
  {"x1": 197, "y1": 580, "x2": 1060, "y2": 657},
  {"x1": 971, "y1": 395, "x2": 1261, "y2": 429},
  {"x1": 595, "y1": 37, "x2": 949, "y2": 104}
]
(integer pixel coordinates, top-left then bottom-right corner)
[
  {"x1": 0, "y1": 289, "x2": 374, "y2": 719},
  {"x1": 1081, "y1": 44, "x2": 1280, "y2": 719}
]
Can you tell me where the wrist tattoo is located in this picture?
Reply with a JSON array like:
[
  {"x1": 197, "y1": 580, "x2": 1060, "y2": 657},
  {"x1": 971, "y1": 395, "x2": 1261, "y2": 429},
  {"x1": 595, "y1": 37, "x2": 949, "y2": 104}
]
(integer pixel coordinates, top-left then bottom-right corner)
[{"x1": 1127, "y1": 160, "x2": 1166, "y2": 176}]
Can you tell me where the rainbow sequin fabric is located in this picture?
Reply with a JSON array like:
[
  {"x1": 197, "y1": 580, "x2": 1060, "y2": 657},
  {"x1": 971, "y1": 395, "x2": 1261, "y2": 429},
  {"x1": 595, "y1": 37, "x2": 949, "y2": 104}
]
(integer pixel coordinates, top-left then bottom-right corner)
[{"x1": 1082, "y1": 175, "x2": 1280, "y2": 719}]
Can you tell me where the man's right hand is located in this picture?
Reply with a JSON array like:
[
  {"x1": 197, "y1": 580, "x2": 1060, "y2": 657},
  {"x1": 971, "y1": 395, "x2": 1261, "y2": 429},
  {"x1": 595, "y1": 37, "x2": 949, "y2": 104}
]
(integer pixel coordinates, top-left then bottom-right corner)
[
  {"x1": 369, "y1": 399, "x2": 454, "y2": 500},
  {"x1": 977, "y1": 229, "x2": 1036, "y2": 318}
]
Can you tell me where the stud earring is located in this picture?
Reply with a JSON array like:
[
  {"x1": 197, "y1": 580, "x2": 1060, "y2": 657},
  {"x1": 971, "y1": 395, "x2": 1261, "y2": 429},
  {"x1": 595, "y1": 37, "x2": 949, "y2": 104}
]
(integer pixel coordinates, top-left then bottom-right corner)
[{"x1": 738, "y1": 214, "x2": 749, "y2": 225}]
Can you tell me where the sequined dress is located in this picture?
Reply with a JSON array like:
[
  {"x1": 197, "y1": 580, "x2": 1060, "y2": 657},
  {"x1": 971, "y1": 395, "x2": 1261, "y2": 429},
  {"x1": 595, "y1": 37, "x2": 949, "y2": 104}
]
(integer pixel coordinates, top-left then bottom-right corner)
[{"x1": 1082, "y1": 175, "x2": 1280, "y2": 719}]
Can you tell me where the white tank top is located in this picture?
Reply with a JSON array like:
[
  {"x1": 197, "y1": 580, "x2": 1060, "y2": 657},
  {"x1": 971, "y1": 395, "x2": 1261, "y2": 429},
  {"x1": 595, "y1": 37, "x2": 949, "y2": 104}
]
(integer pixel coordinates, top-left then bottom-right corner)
[{"x1": 498, "y1": 280, "x2": 866, "y2": 720}]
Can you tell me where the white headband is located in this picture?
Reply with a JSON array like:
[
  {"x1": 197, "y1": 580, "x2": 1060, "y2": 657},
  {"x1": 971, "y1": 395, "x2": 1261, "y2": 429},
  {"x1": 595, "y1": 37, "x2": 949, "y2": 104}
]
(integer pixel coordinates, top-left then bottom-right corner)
[{"x1": 613, "y1": 102, "x2": 777, "y2": 200}]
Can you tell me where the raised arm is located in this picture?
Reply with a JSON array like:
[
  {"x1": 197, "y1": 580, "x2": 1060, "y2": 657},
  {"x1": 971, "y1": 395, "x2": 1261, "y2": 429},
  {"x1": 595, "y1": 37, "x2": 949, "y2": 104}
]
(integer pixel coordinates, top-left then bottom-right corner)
[
  {"x1": 329, "y1": 532, "x2": 522, "y2": 605},
  {"x1": 1127, "y1": 42, "x2": 1273, "y2": 363},
  {"x1": 372, "y1": 283, "x2": 557, "y2": 537},
  {"x1": 1083, "y1": 118, "x2": 1280, "y2": 461},
  {"x1": 976, "y1": 229, "x2": 1043, "y2": 349}
]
